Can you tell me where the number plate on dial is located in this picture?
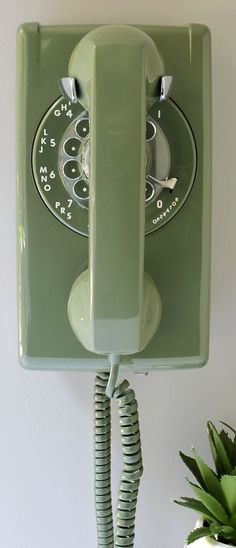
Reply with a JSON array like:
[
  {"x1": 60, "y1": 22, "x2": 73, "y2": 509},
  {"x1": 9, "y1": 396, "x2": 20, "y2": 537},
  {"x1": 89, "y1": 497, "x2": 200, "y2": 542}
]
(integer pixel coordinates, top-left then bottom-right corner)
[{"x1": 32, "y1": 97, "x2": 197, "y2": 236}]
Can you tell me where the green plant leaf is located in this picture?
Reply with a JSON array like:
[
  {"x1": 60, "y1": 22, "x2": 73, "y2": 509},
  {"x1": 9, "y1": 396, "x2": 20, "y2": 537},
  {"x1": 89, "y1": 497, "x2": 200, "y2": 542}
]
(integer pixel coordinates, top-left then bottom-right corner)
[
  {"x1": 208, "y1": 422, "x2": 224, "y2": 475},
  {"x1": 179, "y1": 451, "x2": 206, "y2": 489},
  {"x1": 220, "y1": 422, "x2": 236, "y2": 437},
  {"x1": 231, "y1": 466, "x2": 236, "y2": 476},
  {"x1": 221, "y1": 526, "x2": 236, "y2": 535},
  {"x1": 174, "y1": 497, "x2": 220, "y2": 523},
  {"x1": 219, "y1": 527, "x2": 236, "y2": 543},
  {"x1": 219, "y1": 430, "x2": 236, "y2": 467},
  {"x1": 192, "y1": 448, "x2": 226, "y2": 507},
  {"x1": 229, "y1": 514, "x2": 236, "y2": 528},
  {"x1": 186, "y1": 527, "x2": 211, "y2": 545},
  {"x1": 209, "y1": 522, "x2": 222, "y2": 535},
  {"x1": 208, "y1": 422, "x2": 232, "y2": 475},
  {"x1": 188, "y1": 480, "x2": 229, "y2": 524},
  {"x1": 221, "y1": 475, "x2": 236, "y2": 514}
]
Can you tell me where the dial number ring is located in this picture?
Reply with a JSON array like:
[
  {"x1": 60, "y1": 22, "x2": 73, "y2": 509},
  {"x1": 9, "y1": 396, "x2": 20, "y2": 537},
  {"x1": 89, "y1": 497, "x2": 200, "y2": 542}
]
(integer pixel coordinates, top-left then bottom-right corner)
[{"x1": 32, "y1": 97, "x2": 196, "y2": 236}]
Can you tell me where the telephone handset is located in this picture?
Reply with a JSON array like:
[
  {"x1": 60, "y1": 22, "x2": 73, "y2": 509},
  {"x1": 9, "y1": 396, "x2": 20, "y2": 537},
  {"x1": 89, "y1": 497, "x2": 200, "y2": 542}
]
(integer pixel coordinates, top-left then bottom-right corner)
[{"x1": 17, "y1": 23, "x2": 211, "y2": 371}]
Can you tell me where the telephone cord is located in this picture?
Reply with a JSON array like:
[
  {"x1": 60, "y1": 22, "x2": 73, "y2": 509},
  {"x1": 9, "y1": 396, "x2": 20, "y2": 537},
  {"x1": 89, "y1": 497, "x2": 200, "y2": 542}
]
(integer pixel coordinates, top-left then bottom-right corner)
[{"x1": 94, "y1": 371, "x2": 143, "y2": 547}]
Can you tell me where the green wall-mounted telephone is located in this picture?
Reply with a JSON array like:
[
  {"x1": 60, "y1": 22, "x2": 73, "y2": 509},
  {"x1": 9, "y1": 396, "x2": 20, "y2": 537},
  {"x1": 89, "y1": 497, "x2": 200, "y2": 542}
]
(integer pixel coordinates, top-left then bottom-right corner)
[
  {"x1": 17, "y1": 22, "x2": 211, "y2": 374},
  {"x1": 16, "y1": 23, "x2": 211, "y2": 547}
]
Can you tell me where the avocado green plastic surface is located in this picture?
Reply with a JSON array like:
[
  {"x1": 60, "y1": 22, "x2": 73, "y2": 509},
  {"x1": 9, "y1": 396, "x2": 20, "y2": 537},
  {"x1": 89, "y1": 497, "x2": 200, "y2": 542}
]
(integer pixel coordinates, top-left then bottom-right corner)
[
  {"x1": 16, "y1": 23, "x2": 211, "y2": 372},
  {"x1": 67, "y1": 26, "x2": 162, "y2": 354},
  {"x1": 68, "y1": 270, "x2": 162, "y2": 354}
]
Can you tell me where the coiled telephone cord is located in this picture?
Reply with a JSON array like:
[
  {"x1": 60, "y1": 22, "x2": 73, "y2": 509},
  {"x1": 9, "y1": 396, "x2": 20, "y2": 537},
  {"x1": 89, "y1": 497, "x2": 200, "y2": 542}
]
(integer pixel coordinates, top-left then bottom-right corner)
[{"x1": 94, "y1": 372, "x2": 143, "y2": 547}]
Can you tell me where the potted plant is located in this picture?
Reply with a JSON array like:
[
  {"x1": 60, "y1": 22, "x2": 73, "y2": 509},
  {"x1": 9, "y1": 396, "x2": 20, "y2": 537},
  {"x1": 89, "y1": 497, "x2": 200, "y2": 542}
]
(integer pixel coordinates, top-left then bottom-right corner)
[{"x1": 174, "y1": 421, "x2": 236, "y2": 546}]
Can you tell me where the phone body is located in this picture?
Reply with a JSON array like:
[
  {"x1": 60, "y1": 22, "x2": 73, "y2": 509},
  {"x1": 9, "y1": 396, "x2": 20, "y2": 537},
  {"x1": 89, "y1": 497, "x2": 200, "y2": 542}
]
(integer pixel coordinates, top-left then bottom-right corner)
[{"x1": 16, "y1": 23, "x2": 211, "y2": 372}]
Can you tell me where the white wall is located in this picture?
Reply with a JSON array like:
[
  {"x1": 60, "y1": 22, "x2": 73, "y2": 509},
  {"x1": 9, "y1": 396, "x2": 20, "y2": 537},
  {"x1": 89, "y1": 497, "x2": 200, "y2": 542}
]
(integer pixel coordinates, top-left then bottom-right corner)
[{"x1": 1, "y1": 1, "x2": 236, "y2": 547}]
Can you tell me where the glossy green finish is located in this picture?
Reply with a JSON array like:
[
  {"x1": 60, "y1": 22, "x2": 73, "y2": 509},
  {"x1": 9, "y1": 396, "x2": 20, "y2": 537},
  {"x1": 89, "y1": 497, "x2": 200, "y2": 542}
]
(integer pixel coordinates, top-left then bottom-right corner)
[
  {"x1": 68, "y1": 26, "x2": 163, "y2": 354},
  {"x1": 16, "y1": 23, "x2": 211, "y2": 372},
  {"x1": 68, "y1": 270, "x2": 162, "y2": 353}
]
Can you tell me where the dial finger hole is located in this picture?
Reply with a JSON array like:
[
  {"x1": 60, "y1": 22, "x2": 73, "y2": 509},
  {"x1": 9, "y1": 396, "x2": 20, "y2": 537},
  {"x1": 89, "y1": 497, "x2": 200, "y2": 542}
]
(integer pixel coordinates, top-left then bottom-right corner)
[
  {"x1": 73, "y1": 179, "x2": 89, "y2": 200},
  {"x1": 63, "y1": 160, "x2": 81, "y2": 179},
  {"x1": 145, "y1": 180, "x2": 155, "y2": 203},
  {"x1": 146, "y1": 121, "x2": 156, "y2": 141},
  {"x1": 76, "y1": 118, "x2": 90, "y2": 139},
  {"x1": 64, "y1": 137, "x2": 81, "y2": 157}
]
